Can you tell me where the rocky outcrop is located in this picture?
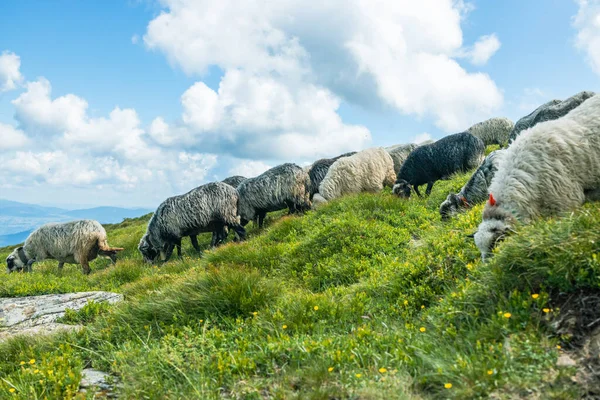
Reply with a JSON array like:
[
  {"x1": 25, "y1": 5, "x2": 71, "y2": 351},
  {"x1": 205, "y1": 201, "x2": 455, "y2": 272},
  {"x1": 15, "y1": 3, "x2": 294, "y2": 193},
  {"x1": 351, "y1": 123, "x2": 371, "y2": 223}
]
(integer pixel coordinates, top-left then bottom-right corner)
[{"x1": 0, "y1": 291, "x2": 122, "y2": 341}]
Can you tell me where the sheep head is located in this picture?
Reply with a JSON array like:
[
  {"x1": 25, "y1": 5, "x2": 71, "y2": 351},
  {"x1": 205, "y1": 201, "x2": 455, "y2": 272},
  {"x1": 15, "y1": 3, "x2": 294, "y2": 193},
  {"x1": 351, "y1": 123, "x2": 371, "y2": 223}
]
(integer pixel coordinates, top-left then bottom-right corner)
[{"x1": 392, "y1": 180, "x2": 412, "y2": 198}]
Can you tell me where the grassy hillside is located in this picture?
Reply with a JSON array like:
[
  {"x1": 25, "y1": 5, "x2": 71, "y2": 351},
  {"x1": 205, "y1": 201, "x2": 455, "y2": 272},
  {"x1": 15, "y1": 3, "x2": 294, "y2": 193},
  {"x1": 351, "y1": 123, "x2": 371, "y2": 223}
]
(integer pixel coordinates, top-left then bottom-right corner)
[{"x1": 0, "y1": 163, "x2": 598, "y2": 399}]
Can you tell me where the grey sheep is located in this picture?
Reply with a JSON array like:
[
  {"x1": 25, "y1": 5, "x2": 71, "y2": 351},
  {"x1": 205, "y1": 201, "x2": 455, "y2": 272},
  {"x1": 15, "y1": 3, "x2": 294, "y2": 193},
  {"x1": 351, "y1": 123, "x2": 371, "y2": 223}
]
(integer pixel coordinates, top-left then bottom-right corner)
[
  {"x1": 467, "y1": 117, "x2": 514, "y2": 147},
  {"x1": 237, "y1": 163, "x2": 311, "y2": 228},
  {"x1": 508, "y1": 91, "x2": 596, "y2": 144},
  {"x1": 386, "y1": 141, "x2": 435, "y2": 176},
  {"x1": 5, "y1": 220, "x2": 124, "y2": 275},
  {"x1": 439, "y1": 150, "x2": 502, "y2": 220},
  {"x1": 176, "y1": 175, "x2": 248, "y2": 257},
  {"x1": 138, "y1": 182, "x2": 246, "y2": 263},
  {"x1": 221, "y1": 175, "x2": 247, "y2": 188},
  {"x1": 306, "y1": 152, "x2": 356, "y2": 200},
  {"x1": 393, "y1": 132, "x2": 485, "y2": 198}
]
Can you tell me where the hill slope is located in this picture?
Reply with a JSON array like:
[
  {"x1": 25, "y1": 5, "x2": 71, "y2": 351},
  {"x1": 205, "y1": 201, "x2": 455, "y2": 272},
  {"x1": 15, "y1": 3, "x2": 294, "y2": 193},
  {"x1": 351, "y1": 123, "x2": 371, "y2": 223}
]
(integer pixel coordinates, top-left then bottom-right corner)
[{"x1": 0, "y1": 170, "x2": 598, "y2": 399}]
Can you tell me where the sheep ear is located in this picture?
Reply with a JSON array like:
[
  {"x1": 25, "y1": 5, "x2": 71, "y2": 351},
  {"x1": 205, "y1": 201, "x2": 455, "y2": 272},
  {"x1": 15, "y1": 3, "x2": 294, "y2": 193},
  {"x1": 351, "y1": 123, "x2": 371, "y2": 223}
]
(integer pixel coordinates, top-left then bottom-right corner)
[{"x1": 466, "y1": 232, "x2": 476, "y2": 239}]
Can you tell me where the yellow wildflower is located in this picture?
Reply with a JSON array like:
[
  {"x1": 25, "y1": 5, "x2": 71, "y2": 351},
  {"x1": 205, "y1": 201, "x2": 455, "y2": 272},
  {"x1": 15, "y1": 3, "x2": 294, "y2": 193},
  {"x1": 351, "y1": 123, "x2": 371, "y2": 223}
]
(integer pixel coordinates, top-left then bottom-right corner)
[
  {"x1": 252, "y1": 312, "x2": 258, "y2": 316},
  {"x1": 199, "y1": 320, "x2": 203, "y2": 323},
  {"x1": 556, "y1": 345, "x2": 561, "y2": 350},
  {"x1": 328, "y1": 367, "x2": 334, "y2": 372},
  {"x1": 444, "y1": 383, "x2": 452, "y2": 389},
  {"x1": 503, "y1": 312, "x2": 511, "y2": 318},
  {"x1": 419, "y1": 327, "x2": 426, "y2": 332},
  {"x1": 282, "y1": 325, "x2": 288, "y2": 329},
  {"x1": 19, "y1": 361, "x2": 25, "y2": 365},
  {"x1": 403, "y1": 300, "x2": 408, "y2": 306},
  {"x1": 487, "y1": 370, "x2": 493, "y2": 375},
  {"x1": 34, "y1": 370, "x2": 39, "y2": 374},
  {"x1": 421, "y1": 305, "x2": 425, "y2": 309},
  {"x1": 29, "y1": 359, "x2": 35, "y2": 364},
  {"x1": 9, "y1": 388, "x2": 15, "y2": 393},
  {"x1": 47, "y1": 370, "x2": 53, "y2": 375},
  {"x1": 313, "y1": 306, "x2": 319, "y2": 311},
  {"x1": 355, "y1": 373, "x2": 362, "y2": 378},
  {"x1": 543, "y1": 308, "x2": 550, "y2": 313},
  {"x1": 379, "y1": 367, "x2": 387, "y2": 373},
  {"x1": 531, "y1": 294, "x2": 539, "y2": 299}
]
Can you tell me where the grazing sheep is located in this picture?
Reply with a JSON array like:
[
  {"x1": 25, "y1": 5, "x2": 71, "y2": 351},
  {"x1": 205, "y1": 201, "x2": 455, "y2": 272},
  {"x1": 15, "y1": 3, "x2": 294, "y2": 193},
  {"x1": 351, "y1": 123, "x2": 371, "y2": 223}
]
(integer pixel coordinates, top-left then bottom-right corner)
[
  {"x1": 385, "y1": 141, "x2": 435, "y2": 176},
  {"x1": 5, "y1": 220, "x2": 123, "y2": 275},
  {"x1": 306, "y1": 152, "x2": 357, "y2": 199},
  {"x1": 439, "y1": 150, "x2": 502, "y2": 220},
  {"x1": 467, "y1": 117, "x2": 514, "y2": 147},
  {"x1": 236, "y1": 163, "x2": 311, "y2": 228},
  {"x1": 473, "y1": 93, "x2": 600, "y2": 260},
  {"x1": 508, "y1": 91, "x2": 596, "y2": 144},
  {"x1": 221, "y1": 175, "x2": 246, "y2": 188},
  {"x1": 393, "y1": 132, "x2": 485, "y2": 198},
  {"x1": 138, "y1": 182, "x2": 246, "y2": 263},
  {"x1": 316, "y1": 147, "x2": 396, "y2": 203}
]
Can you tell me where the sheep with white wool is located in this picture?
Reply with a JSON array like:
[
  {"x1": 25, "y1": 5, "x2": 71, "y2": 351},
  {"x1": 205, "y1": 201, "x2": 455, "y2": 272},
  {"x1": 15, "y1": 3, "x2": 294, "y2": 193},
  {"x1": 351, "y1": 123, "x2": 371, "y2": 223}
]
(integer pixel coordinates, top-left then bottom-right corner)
[
  {"x1": 393, "y1": 132, "x2": 485, "y2": 198},
  {"x1": 467, "y1": 117, "x2": 514, "y2": 147},
  {"x1": 138, "y1": 182, "x2": 246, "y2": 263},
  {"x1": 508, "y1": 91, "x2": 596, "y2": 144},
  {"x1": 306, "y1": 152, "x2": 357, "y2": 200},
  {"x1": 439, "y1": 150, "x2": 502, "y2": 220},
  {"x1": 236, "y1": 163, "x2": 311, "y2": 228},
  {"x1": 473, "y1": 93, "x2": 600, "y2": 260},
  {"x1": 313, "y1": 147, "x2": 396, "y2": 205},
  {"x1": 222, "y1": 175, "x2": 246, "y2": 188},
  {"x1": 5, "y1": 220, "x2": 123, "y2": 275}
]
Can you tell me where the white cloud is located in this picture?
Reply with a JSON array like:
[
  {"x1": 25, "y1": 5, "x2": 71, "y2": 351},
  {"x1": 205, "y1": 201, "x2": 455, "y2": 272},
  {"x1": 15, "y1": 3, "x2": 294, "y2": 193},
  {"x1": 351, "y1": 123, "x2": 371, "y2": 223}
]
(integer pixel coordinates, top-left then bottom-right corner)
[
  {"x1": 143, "y1": 0, "x2": 504, "y2": 134},
  {"x1": 228, "y1": 160, "x2": 272, "y2": 178},
  {"x1": 0, "y1": 123, "x2": 30, "y2": 150},
  {"x1": 573, "y1": 0, "x2": 600, "y2": 76},
  {"x1": 465, "y1": 34, "x2": 501, "y2": 66},
  {"x1": 154, "y1": 69, "x2": 371, "y2": 160},
  {"x1": 0, "y1": 51, "x2": 23, "y2": 92},
  {"x1": 3, "y1": 75, "x2": 220, "y2": 205},
  {"x1": 412, "y1": 133, "x2": 432, "y2": 144}
]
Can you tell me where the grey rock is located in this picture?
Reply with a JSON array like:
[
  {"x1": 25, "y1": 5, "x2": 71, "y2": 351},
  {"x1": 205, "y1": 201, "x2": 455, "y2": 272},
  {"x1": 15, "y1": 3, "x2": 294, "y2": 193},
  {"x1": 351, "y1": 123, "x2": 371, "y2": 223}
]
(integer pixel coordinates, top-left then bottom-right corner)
[
  {"x1": 0, "y1": 291, "x2": 122, "y2": 340},
  {"x1": 79, "y1": 368, "x2": 120, "y2": 398}
]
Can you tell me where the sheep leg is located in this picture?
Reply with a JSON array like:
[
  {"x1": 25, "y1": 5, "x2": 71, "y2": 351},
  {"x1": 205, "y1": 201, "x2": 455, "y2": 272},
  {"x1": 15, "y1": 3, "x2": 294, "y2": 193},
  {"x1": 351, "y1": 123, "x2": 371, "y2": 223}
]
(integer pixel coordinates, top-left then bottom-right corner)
[
  {"x1": 413, "y1": 185, "x2": 423, "y2": 197},
  {"x1": 230, "y1": 224, "x2": 247, "y2": 242},
  {"x1": 81, "y1": 260, "x2": 91, "y2": 275},
  {"x1": 258, "y1": 212, "x2": 266, "y2": 228},
  {"x1": 190, "y1": 235, "x2": 201, "y2": 252},
  {"x1": 58, "y1": 262, "x2": 64, "y2": 269},
  {"x1": 175, "y1": 239, "x2": 182, "y2": 257},
  {"x1": 162, "y1": 244, "x2": 175, "y2": 263},
  {"x1": 425, "y1": 181, "x2": 434, "y2": 196},
  {"x1": 25, "y1": 259, "x2": 35, "y2": 273}
]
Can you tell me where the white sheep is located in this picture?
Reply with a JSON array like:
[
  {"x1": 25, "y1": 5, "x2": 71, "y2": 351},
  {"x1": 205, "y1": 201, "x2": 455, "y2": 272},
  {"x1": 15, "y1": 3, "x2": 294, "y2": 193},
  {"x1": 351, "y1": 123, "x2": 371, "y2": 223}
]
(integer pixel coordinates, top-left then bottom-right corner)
[
  {"x1": 5, "y1": 220, "x2": 124, "y2": 274},
  {"x1": 314, "y1": 147, "x2": 396, "y2": 205},
  {"x1": 473, "y1": 93, "x2": 600, "y2": 260}
]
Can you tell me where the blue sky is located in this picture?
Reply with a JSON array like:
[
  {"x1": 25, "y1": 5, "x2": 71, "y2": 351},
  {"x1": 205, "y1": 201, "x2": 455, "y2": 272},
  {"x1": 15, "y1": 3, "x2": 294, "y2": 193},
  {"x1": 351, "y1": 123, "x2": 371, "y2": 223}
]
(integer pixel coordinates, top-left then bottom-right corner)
[{"x1": 0, "y1": 0, "x2": 599, "y2": 208}]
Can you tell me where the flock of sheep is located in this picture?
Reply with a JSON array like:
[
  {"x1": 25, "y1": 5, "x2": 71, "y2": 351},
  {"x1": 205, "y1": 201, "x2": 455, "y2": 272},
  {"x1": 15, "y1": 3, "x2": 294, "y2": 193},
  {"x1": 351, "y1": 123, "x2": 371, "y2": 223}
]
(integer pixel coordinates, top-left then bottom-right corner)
[{"x1": 5, "y1": 90, "x2": 599, "y2": 274}]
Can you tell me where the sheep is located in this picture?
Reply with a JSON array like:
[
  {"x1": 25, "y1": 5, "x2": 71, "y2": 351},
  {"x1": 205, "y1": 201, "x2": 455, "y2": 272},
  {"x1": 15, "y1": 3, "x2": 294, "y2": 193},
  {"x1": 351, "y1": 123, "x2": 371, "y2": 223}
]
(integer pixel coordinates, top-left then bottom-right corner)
[
  {"x1": 473, "y1": 93, "x2": 600, "y2": 260},
  {"x1": 467, "y1": 117, "x2": 514, "y2": 147},
  {"x1": 5, "y1": 220, "x2": 123, "y2": 275},
  {"x1": 236, "y1": 163, "x2": 311, "y2": 228},
  {"x1": 508, "y1": 91, "x2": 596, "y2": 144},
  {"x1": 138, "y1": 182, "x2": 246, "y2": 263},
  {"x1": 221, "y1": 175, "x2": 246, "y2": 188},
  {"x1": 392, "y1": 132, "x2": 485, "y2": 198},
  {"x1": 439, "y1": 150, "x2": 502, "y2": 220},
  {"x1": 385, "y1": 141, "x2": 435, "y2": 176},
  {"x1": 314, "y1": 147, "x2": 396, "y2": 204},
  {"x1": 306, "y1": 152, "x2": 357, "y2": 200}
]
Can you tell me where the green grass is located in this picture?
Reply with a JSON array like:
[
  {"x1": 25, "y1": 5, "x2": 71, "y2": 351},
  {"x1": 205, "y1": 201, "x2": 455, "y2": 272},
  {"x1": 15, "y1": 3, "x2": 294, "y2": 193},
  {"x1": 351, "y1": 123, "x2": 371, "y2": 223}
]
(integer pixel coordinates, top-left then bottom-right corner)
[{"x1": 0, "y1": 157, "x2": 597, "y2": 399}]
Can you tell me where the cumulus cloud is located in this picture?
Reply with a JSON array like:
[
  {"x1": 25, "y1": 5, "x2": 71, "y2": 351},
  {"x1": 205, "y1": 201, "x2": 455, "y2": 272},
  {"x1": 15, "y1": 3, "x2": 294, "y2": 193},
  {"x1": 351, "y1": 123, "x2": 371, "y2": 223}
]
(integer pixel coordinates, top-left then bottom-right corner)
[
  {"x1": 573, "y1": 0, "x2": 600, "y2": 76},
  {"x1": 0, "y1": 123, "x2": 30, "y2": 150},
  {"x1": 228, "y1": 160, "x2": 272, "y2": 178},
  {"x1": 463, "y1": 34, "x2": 501, "y2": 66},
  {"x1": 0, "y1": 51, "x2": 23, "y2": 92},
  {"x1": 412, "y1": 133, "x2": 432, "y2": 144},
  {"x1": 143, "y1": 0, "x2": 504, "y2": 134},
  {"x1": 3, "y1": 75, "x2": 219, "y2": 205}
]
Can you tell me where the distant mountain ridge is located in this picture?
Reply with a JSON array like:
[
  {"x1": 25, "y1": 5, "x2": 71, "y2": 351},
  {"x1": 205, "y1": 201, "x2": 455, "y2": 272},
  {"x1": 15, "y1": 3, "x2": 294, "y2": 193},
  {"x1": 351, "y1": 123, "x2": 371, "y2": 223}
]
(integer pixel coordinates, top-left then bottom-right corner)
[{"x1": 0, "y1": 199, "x2": 152, "y2": 247}]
